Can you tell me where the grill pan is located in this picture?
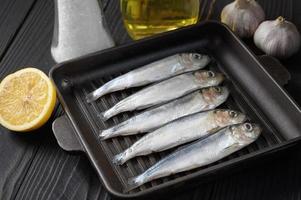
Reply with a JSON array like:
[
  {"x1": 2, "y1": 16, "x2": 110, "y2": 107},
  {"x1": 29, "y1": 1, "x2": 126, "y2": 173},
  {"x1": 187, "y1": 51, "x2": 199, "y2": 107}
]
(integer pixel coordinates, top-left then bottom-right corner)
[{"x1": 50, "y1": 21, "x2": 301, "y2": 199}]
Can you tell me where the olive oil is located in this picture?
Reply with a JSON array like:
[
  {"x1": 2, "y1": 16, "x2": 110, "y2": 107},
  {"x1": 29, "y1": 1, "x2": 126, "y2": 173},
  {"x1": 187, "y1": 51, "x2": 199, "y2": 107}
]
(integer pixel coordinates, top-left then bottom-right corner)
[{"x1": 120, "y1": 0, "x2": 200, "y2": 39}]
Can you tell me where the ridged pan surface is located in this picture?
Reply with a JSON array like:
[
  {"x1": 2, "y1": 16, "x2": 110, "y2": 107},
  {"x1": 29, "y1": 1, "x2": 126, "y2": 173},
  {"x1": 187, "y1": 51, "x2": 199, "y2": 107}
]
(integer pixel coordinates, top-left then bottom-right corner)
[{"x1": 50, "y1": 22, "x2": 301, "y2": 198}]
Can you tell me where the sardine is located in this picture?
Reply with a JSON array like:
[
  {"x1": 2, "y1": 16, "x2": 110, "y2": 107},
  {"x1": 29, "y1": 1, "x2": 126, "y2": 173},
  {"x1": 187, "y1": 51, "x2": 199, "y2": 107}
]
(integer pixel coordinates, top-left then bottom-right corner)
[
  {"x1": 101, "y1": 70, "x2": 224, "y2": 120},
  {"x1": 113, "y1": 109, "x2": 246, "y2": 165},
  {"x1": 99, "y1": 86, "x2": 229, "y2": 139},
  {"x1": 126, "y1": 123, "x2": 261, "y2": 191},
  {"x1": 86, "y1": 53, "x2": 210, "y2": 102}
]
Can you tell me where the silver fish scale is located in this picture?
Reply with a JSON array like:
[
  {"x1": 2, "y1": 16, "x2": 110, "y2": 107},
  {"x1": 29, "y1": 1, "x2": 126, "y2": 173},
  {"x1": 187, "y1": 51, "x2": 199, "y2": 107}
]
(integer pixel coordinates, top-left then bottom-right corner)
[
  {"x1": 99, "y1": 89, "x2": 218, "y2": 139},
  {"x1": 86, "y1": 53, "x2": 210, "y2": 102},
  {"x1": 102, "y1": 71, "x2": 223, "y2": 120},
  {"x1": 112, "y1": 110, "x2": 246, "y2": 165},
  {"x1": 129, "y1": 126, "x2": 246, "y2": 189},
  {"x1": 77, "y1": 72, "x2": 281, "y2": 193}
]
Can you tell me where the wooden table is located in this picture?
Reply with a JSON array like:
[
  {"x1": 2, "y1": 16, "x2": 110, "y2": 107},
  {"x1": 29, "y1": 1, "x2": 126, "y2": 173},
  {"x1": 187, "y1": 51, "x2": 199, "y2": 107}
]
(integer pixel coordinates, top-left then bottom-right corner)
[{"x1": 1, "y1": 0, "x2": 301, "y2": 199}]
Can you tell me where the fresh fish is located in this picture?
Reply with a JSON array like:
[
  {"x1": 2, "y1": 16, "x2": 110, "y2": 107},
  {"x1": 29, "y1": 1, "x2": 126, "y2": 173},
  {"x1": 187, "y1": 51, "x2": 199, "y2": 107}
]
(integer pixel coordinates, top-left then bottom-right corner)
[
  {"x1": 113, "y1": 109, "x2": 246, "y2": 165},
  {"x1": 101, "y1": 70, "x2": 224, "y2": 120},
  {"x1": 86, "y1": 53, "x2": 210, "y2": 102},
  {"x1": 99, "y1": 86, "x2": 229, "y2": 139},
  {"x1": 126, "y1": 123, "x2": 261, "y2": 191}
]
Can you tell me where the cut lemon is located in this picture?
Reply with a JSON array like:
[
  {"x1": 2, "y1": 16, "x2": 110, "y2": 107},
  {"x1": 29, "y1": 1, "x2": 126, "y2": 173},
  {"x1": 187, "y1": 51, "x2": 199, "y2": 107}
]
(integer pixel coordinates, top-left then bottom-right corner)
[{"x1": 0, "y1": 68, "x2": 56, "y2": 132}]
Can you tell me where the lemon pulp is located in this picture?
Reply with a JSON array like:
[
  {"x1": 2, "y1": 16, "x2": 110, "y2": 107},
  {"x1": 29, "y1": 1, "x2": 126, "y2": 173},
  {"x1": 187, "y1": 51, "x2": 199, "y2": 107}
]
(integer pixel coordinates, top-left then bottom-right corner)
[{"x1": 0, "y1": 68, "x2": 56, "y2": 132}]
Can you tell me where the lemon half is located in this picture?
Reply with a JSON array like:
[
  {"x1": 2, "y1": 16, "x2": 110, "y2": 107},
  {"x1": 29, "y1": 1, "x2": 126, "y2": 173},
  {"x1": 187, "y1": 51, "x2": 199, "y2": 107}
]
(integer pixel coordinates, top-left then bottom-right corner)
[{"x1": 0, "y1": 68, "x2": 56, "y2": 132}]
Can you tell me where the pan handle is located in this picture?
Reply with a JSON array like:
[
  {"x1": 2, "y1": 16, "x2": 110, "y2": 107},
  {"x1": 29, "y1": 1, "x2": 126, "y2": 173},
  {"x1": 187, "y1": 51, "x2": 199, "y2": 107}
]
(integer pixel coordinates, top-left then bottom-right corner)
[{"x1": 52, "y1": 115, "x2": 85, "y2": 152}]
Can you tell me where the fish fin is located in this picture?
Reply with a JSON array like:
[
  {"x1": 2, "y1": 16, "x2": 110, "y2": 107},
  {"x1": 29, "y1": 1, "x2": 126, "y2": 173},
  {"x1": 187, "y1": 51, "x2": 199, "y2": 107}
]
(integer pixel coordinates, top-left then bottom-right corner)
[
  {"x1": 221, "y1": 142, "x2": 241, "y2": 155},
  {"x1": 208, "y1": 127, "x2": 222, "y2": 135},
  {"x1": 113, "y1": 152, "x2": 127, "y2": 165},
  {"x1": 124, "y1": 175, "x2": 144, "y2": 192},
  {"x1": 173, "y1": 131, "x2": 216, "y2": 153}
]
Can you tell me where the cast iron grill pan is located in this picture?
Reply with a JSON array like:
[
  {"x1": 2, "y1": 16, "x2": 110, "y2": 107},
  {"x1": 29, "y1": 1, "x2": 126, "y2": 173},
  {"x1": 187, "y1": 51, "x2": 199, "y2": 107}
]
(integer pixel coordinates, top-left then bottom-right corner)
[
  {"x1": 50, "y1": 22, "x2": 301, "y2": 199},
  {"x1": 75, "y1": 62, "x2": 283, "y2": 192}
]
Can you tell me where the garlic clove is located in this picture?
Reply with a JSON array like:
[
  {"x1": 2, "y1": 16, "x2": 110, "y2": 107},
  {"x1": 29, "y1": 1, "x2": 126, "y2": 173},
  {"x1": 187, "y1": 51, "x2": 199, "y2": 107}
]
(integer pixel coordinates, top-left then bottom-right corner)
[
  {"x1": 221, "y1": 0, "x2": 265, "y2": 38},
  {"x1": 254, "y1": 16, "x2": 301, "y2": 58}
]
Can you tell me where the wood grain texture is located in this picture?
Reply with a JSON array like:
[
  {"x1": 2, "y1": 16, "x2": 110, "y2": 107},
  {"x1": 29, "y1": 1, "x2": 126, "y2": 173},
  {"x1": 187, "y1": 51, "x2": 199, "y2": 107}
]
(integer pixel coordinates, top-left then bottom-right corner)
[
  {"x1": 0, "y1": 0, "x2": 109, "y2": 199},
  {"x1": 0, "y1": 0, "x2": 54, "y2": 78},
  {"x1": 0, "y1": 0, "x2": 37, "y2": 199},
  {"x1": 0, "y1": 0, "x2": 301, "y2": 200},
  {"x1": 0, "y1": 0, "x2": 35, "y2": 59}
]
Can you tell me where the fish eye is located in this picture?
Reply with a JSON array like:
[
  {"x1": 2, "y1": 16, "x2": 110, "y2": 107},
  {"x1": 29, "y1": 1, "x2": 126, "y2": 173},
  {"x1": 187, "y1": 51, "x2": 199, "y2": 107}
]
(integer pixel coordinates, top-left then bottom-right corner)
[
  {"x1": 229, "y1": 111, "x2": 238, "y2": 118},
  {"x1": 193, "y1": 54, "x2": 202, "y2": 60},
  {"x1": 213, "y1": 87, "x2": 221, "y2": 93},
  {"x1": 207, "y1": 71, "x2": 215, "y2": 78},
  {"x1": 244, "y1": 123, "x2": 253, "y2": 131}
]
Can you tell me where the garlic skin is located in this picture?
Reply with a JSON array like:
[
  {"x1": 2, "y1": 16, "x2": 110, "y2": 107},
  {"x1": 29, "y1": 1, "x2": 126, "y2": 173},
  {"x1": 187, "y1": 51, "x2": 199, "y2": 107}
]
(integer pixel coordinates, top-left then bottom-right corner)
[
  {"x1": 254, "y1": 16, "x2": 300, "y2": 58},
  {"x1": 221, "y1": 0, "x2": 265, "y2": 38}
]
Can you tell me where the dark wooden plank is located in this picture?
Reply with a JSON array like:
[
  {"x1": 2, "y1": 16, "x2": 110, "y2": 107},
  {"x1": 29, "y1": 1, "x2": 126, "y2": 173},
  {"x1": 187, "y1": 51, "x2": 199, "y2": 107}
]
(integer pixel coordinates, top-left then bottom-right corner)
[
  {"x1": 0, "y1": 0, "x2": 36, "y2": 59},
  {"x1": 0, "y1": 0, "x2": 54, "y2": 78},
  {"x1": 0, "y1": 0, "x2": 109, "y2": 199},
  {"x1": 0, "y1": 127, "x2": 37, "y2": 200},
  {"x1": 0, "y1": 0, "x2": 39, "y2": 199},
  {"x1": 1, "y1": 0, "x2": 301, "y2": 200}
]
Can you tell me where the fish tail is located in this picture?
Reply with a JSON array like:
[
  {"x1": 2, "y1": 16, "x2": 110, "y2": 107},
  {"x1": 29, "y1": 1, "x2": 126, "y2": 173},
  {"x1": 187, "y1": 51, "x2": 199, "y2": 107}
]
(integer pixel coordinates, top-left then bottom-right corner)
[
  {"x1": 98, "y1": 111, "x2": 108, "y2": 121},
  {"x1": 86, "y1": 92, "x2": 98, "y2": 103},
  {"x1": 86, "y1": 87, "x2": 107, "y2": 103},
  {"x1": 113, "y1": 147, "x2": 135, "y2": 165},
  {"x1": 113, "y1": 151, "x2": 128, "y2": 165},
  {"x1": 125, "y1": 174, "x2": 146, "y2": 192},
  {"x1": 99, "y1": 105, "x2": 121, "y2": 121},
  {"x1": 99, "y1": 108, "x2": 117, "y2": 121},
  {"x1": 99, "y1": 123, "x2": 126, "y2": 140},
  {"x1": 98, "y1": 128, "x2": 114, "y2": 140}
]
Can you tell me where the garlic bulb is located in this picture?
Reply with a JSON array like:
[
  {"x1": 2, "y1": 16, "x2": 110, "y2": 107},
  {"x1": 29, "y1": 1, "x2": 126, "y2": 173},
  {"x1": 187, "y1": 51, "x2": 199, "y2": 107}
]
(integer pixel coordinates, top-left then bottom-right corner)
[
  {"x1": 254, "y1": 16, "x2": 300, "y2": 58},
  {"x1": 221, "y1": 0, "x2": 265, "y2": 38}
]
